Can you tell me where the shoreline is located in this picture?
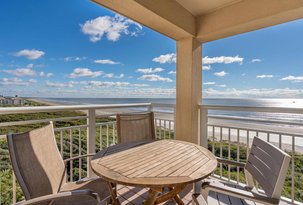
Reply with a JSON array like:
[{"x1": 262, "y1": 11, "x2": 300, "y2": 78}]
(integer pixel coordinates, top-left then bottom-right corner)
[{"x1": 28, "y1": 98, "x2": 64, "y2": 106}]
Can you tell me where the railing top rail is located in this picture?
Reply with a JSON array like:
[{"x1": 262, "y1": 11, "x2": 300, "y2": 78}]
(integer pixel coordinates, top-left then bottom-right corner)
[
  {"x1": 199, "y1": 104, "x2": 303, "y2": 114},
  {"x1": 151, "y1": 103, "x2": 175, "y2": 108},
  {"x1": 0, "y1": 103, "x2": 152, "y2": 115}
]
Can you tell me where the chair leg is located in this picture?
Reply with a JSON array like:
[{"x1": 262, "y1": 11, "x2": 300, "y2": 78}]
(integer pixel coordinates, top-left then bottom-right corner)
[
  {"x1": 106, "y1": 182, "x2": 120, "y2": 205},
  {"x1": 201, "y1": 188, "x2": 209, "y2": 201}
]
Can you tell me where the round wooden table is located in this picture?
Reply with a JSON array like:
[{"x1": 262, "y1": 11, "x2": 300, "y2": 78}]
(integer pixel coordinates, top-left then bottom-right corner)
[{"x1": 91, "y1": 140, "x2": 217, "y2": 205}]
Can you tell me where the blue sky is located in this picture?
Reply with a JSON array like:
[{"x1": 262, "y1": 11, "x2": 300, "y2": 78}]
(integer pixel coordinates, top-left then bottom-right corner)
[{"x1": 1, "y1": 0, "x2": 303, "y2": 98}]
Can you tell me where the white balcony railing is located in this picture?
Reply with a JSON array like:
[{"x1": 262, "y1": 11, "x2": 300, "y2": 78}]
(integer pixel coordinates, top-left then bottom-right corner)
[{"x1": 1, "y1": 103, "x2": 302, "y2": 204}]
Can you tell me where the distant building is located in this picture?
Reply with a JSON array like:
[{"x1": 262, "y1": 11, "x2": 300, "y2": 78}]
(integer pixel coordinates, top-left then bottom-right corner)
[
  {"x1": 0, "y1": 96, "x2": 5, "y2": 104},
  {"x1": 0, "y1": 95, "x2": 25, "y2": 105}
]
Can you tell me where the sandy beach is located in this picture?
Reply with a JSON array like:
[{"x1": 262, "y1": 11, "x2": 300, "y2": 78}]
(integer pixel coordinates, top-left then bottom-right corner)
[{"x1": 30, "y1": 98, "x2": 173, "y2": 122}]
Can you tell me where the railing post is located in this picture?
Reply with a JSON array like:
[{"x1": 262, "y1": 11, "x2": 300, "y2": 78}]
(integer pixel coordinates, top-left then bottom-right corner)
[
  {"x1": 200, "y1": 106, "x2": 208, "y2": 148},
  {"x1": 148, "y1": 103, "x2": 153, "y2": 112},
  {"x1": 87, "y1": 108, "x2": 96, "y2": 178}
]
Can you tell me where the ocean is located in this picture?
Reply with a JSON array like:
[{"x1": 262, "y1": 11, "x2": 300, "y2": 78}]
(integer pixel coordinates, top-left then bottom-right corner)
[{"x1": 40, "y1": 98, "x2": 303, "y2": 125}]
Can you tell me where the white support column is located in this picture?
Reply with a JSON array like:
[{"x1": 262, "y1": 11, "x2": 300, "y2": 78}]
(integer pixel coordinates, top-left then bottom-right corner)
[
  {"x1": 176, "y1": 37, "x2": 202, "y2": 144},
  {"x1": 87, "y1": 108, "x2": 96, "y2": 178}
]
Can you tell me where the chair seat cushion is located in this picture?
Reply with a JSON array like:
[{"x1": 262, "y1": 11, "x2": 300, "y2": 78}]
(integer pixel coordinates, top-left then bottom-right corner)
[
  {"x1": 202, "y1": 178, "x2": 279, "y2": 205},
  {"x1": 53, "y1": 177, "x2": 110, "y2": 205}
]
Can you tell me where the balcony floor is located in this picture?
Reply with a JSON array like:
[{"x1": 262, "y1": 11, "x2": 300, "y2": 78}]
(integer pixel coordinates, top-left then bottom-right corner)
[{"x1": 116, "y1": 179, "x2": 290, "y2": 205}]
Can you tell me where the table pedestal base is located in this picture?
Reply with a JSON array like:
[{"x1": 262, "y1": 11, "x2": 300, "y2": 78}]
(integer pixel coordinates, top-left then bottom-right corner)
[{"x1": 107, "y1": 183, "x2": 187, "y2": 205}]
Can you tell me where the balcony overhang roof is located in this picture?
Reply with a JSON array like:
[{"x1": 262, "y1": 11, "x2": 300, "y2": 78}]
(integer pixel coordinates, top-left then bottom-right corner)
[{"x1": 92, "y1": 0, "x2": 303, "y2": 42}]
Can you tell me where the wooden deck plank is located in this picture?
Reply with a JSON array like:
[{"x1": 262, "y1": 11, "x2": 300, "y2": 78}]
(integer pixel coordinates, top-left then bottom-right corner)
[{"x1": 116, "y1": 185, "x2": 291, "y2": 205}]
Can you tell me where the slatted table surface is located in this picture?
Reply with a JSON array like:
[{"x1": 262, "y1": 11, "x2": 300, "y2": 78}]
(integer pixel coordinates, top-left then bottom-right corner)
[{"x1": 91, "y1": 140, "x2": 217, "y2": 205}]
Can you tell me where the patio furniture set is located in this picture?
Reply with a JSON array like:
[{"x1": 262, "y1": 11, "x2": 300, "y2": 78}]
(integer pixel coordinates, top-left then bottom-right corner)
[{"x1": 6, "y1": 112, "x2": 290, "y2": 205}]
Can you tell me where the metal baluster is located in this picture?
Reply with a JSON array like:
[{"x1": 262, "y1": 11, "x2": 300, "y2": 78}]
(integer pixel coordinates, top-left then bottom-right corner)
[
  {"x1": 0, "y1": 169, "x2": 1, "y2": 205},
  {"x1": 69, "y1": 129, "x2": 73, "y2": 182},
  {"x1": 228, "y1": 128, "x2": 231, "y2": 181},
  {"x1": 246, "y1": 130, "x2": 249, "y2": 160},
  {"x1": 113, "y1": 123, "x2": 115, "y2": 144},
  {"x1": 78, "y1": 128, "x2": 82, "y2": 180},
  {"x1": 267, "y1": 132, "x2": 270, "y2": 142},
  {"x1": 291, "y1": 136, "x2": 295, "y2": 203},
  {"x1": 106, "y1": 124, "x2": 109, "y2": 147},
  {"x1": 60, "y1": 130, "x2": 63, "y2": 157},
  {"x1": 255, "y1": 131, "x2": 259, "y2": 190},
  {"x1": 169, "y1": 121, "x2": 171, "y2": 139},
  {"x1": 279, "y1": 134, "x2": 282, "y2": 149},
  {"x1": 212, "y1": 126, "x2": 215, "y2": 154},
  {"x1": 99, "y1": 125, "x2": 102, "y2": 150},
  {"x1": 220, "y1": 127, "x2": 223, "y2": 178},
  {"x1": 159, "y1": 120, "x2": 162, "y2": 139},
  {"x1": 164, "y1": 120, "x2": 167, "y2": 139},
  {"x1": 237, "y1": 129, "x2": 240, "y2": 183},
  {"x1": 12, "y1": 172, "x2": 16, "y2": 204}
]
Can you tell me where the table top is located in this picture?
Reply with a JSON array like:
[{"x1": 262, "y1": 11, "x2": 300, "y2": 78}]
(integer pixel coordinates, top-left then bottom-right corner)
[{"x1": 91, "y1": 140, "x2": 217, "y2": 187}]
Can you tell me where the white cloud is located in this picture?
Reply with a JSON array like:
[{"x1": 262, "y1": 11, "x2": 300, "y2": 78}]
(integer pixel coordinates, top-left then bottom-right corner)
[
  {"x1": 3, "y1": 64, "x2": 36, "y2": 77},
  {"x1": 40, "y1": 72, "x2": 53, "y2": 77},
  {"x1": 214, "y1": 71, "x2": 228, "y2": 77},
  {"x1": 80, "y1": 14, "x2": 142, "y2": 42},
  {"x1": 152, "y1": 53, "x2": 176, "y2": 64},
  {"x1": 202, "y1": 65, "x2": 211, "y2": 71},
  {"x1": 152, "y1": 54, "x2": 243, "y2": 66},
  {"x1": 103, "y1": 73, "x2": 124, "y2": 78},
  {"x1": 117, "y1": 74, "x2": 124, "y2": 78},
  {"x1": 251, "y1": 58, "x2": 262, "y2": 63},
  {"x1": 132, "y1": 84, "x2": 149, "y2": 87},
  {"x1": 203, "y1": 88, "x2": 303, "y2": 98},
  {"x1": 3, "y1": 64, "x2": 53, "y2": 78},
  {"x1": 136, "y1": 67, "x2": 164, "y2": 74},
  {"x1": 68, "y1": 68, "x2": 103, "y2": 78},
  {"x1": 203, "y1": 55, "x2": 243, "y2": 65},
  {"x1": 0, "y1": 78, "x2": 36, "y2": 86},
  {"x1": 138, "y1": 74, "x2": 172, "y2": 82},
  {"x1": 94, "y1": 59, "x2": 120, "y2": 64},
  {"x1": 125, "y1": 87, "x2": 175, "y2": 97},
  {"x1": 168, "y1": 71, "x2": 176, "y2": 75},
  {"x1": 15, "y1": 49, "x2": 45, "y2": 60},
  {"x1": 103, "y1": 73, "x2": 114, "y2": 78},
  {"x1": 203, "y1": 82, "x2": 216, "y2": 85},
  {"x1": 46, "y1": 81, "x2": 74, "y2": 88},
  {"x1": 64, "y1": 56, "x2": 87, "y2": 62},
  {"x1": 217, "y1": 84, "x2": 227, "y2": 88},
  {"x1": 280, "y1": 75, "x2": 303, "y2": 82},
  {"x1": 256, "y1": 74, "x2": 273, "y2": 79},
  {"x1": 86, "y1": 81, "x2": 130, "y2": 87}
]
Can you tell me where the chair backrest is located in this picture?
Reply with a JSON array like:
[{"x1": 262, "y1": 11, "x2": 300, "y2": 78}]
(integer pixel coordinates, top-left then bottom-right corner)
[
  {"x1": 116, "y1": 112, "x2": 156, "y2": 144},
  {"x1": 7, "y1": 122, "x2": 65, "y2": 200},
  {"x1": 245, "y1": 137, "x2": 290, "y2": 199}
]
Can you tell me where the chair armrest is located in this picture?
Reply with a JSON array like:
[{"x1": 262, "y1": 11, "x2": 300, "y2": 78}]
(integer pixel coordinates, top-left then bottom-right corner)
[
  {"x1": 216, "y1": 157, "x2": 246, "y2": 168},
  {"x1": 63, "y1": 153, "x2": 96, "y2": 164},
  {"x1": 202, "y1": 181, "x2": 279, "y2": 205},
  {"x1": 15, "y1": 189, "x2": 100, "y2": 205},
  {"x1": 192, "y1": 194, "x2": 207, "y2": 205}
]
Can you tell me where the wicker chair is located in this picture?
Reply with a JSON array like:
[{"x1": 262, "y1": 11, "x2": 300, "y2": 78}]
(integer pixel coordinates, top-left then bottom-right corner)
[
  {"x1": 7, "y1": 122, "x2": 110, "y2": 205},
  {"x1": 116, "y1": 112, "x2": 156, "y2": 144},
  {"x1": 193, "y1": 137, "x2": 291, "y2": 205}
]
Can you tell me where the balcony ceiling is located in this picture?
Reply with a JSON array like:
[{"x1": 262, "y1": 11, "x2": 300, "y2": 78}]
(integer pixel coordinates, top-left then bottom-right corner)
[
  {"x1": 175, "y1": 0, "x2": 242, "y2": 16},
  {"x1": 92, "y1": 0, "x2": 303, "y2": 42}
]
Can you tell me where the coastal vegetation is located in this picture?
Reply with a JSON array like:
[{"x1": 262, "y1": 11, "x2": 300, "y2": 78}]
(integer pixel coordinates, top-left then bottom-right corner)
[{"x1": 0, "y1": 100, "x2": 302, "y2": 204}]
